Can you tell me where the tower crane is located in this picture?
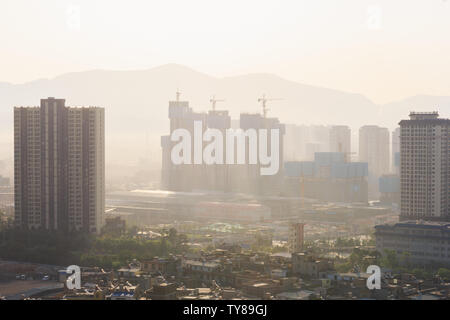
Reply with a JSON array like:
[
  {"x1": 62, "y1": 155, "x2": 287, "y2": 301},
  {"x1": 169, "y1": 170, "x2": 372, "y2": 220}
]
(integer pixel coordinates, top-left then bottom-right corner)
[
  {"x1": 258, "y1": 94, "x2": 283, "y2": 118},
  {"x1": 210, "y1": 95, "x2": 225, "y2": 111}
]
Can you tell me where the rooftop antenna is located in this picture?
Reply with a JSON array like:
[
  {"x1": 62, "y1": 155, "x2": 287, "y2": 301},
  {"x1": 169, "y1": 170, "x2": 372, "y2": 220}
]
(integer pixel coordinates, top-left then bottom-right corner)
[
  {"x1": 258, "y1": 94, "x2": 283, "y2": 118},
  {"x1": 210, "y1": 95, "x2": 225, "y2": 111},
  {"x1": 176, "y1": 89, "x2": 182, "y2": 103}
]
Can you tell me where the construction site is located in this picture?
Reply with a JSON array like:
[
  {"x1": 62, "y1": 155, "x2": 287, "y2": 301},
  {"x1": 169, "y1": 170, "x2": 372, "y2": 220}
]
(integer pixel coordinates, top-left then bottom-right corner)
[{"x1": 161, "y1": 92, "x2": 286, "y2": 196}]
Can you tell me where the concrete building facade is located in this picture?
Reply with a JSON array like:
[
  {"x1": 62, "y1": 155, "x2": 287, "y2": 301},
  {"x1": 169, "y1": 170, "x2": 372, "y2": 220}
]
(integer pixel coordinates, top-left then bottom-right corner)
[
  {"x1": 375, "y1": 221, "x2": 450, "y2": 267},
  {"x1": 392, "y1": 127, "x2": 400, "y2": 174},
  {"x1": 330, "y1": 125, "x2": 351, "y2": 161},
  {"x1": 359, "y1": 125, "x2": 390, "y2": 198},
  {"x1": 288, "y1": 223, "x2": 305, "y2": 253},
  {"x1": 14, "y1": 97, "x2": 105, "y2": 233},
  {"x1": 284, "y1": 152, "x2": 368, "y2": 203},
  {"x1": 161, "y1": 94, "x2": 285, "y2": 195},
  {"x1": 399, "y1": 112, "x2": 450, "y2": 222}
]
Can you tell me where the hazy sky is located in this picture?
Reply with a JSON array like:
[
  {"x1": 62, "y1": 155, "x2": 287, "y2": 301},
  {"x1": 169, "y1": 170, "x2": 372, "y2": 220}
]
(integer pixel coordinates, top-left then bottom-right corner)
[{"x1": 1, "y1": 0, "x2": 449, "y2": 104}]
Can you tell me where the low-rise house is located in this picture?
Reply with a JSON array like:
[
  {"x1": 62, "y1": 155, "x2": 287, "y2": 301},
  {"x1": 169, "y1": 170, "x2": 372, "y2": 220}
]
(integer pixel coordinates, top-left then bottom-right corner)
[
  {"x1": 276, "y1": 290, "x2": 314, "y2": 300},
  {"x1": 241, "y1": 280, "x2": 283, "y2": 299},
  {"x1": 182, "y1": 259, "x2": 223, "y2": 284},
  {"x1": 116, "y1": 267, "x2": 140, "y2": 279},
  {"x1": 148, "y1": 282, "x2": 177, "y2": 300},
  {"x1": 107, "y1": 283, "x2": 140, "y2": 300},
  {"x1": 141, "y1": 256, "x2": 181, "y2": 276},
  {"x1": 292, "y1": 252, "x2": 334, "y2": 278},
  {"x1": 271, "y1": 269, "x2": 287, "y2": 278}
]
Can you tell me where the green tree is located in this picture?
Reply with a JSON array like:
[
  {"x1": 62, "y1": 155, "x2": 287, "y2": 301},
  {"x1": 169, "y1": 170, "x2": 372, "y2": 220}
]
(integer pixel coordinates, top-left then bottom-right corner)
[
  {"x1": 168, "y1": 228, "x2": 178, "y2": 244},
  {"x1": 159, "y1": 238, "x2": 168, "y2": 256},
  {"x1": 381, "y1": 249, "x2": 398, "y2": 269},
  {"x1": 437, "y1": 268, "x2": 450, "y2": 281},
  {"x1": 400, "y1": 251, "x2": 411, "y2": 268}
]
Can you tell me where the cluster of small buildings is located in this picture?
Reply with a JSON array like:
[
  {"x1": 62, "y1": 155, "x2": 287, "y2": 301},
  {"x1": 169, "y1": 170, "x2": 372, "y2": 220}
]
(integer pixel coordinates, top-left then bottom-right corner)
[
  {"x1": 13, "y1": 247, "x2": 446, "y2": 300},
  {"x1": 47, "y1": 251, "x2": 327, "y2": 300}
]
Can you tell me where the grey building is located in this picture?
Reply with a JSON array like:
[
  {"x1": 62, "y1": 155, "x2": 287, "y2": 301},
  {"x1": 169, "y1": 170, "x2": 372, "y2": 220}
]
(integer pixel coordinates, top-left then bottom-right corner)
[
  {"x1": 391, "y1": 127, "x2": 400, "y2": 174},
  {"x1": 375, "y1": 221, "x2": 450, "y2": 267},
  {"x1": 399, "y1": 112, "x2": 450, "y2": 222},
  {"x1": 0, "y1": 175, "x2": 10, "y2": 187},
  {"x1": 14, "y1": 97, "x2": 105, "y2": 233}
]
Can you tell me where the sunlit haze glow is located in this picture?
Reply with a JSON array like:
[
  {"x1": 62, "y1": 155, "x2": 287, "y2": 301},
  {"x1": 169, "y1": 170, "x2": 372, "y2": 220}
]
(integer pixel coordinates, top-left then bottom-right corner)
[{"x1": 1, "y1": 0, "x2": 450, "y2": 104}]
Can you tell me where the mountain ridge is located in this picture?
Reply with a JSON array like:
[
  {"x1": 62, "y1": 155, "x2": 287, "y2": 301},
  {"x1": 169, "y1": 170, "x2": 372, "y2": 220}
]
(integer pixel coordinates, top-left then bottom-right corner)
[{"x1": 1, "y1": 64, "x2": 450, "y2": 163}]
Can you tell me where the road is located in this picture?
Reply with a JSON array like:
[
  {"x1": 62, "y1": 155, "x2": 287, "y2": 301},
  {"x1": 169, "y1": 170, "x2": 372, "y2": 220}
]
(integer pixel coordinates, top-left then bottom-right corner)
[{"x1": 0, "y1": 280, "x2": 64, "y2": 300}]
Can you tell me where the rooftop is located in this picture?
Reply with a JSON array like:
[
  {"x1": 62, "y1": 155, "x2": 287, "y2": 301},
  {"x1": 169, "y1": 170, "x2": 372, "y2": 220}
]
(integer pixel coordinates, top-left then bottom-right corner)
[
  {"x1": 376, "y1": 220, "x2": 450, "y2": 230},
  {"x1": 409, "y1": 111, "x2": 439, "y2": 120}
]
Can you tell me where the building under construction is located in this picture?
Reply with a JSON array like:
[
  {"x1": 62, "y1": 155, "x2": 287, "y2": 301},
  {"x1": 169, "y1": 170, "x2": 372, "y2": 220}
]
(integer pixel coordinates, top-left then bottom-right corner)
[
  {"x1": 284, "y1": 152, "x2": 368, "y2": 203},
  {"x1": 161, "y1": 93, "x2": 285, "y2": 196}
]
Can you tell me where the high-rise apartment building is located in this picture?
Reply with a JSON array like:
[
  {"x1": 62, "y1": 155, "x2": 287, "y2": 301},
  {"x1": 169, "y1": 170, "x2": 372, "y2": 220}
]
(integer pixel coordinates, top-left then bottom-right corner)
[
  {"x1": 330, "y1": 125, "x2": 351, "y2": 161},
  {"x1": 283, "y1": 124, "x2": 329, "y2": 162},
  {"x1": 399, "y1": 112, "x2": 450, "y2": 222},
  {"x1": 161, "y1": 96, "x2": 208, "y2": 191},
  {"x1": 161, "y1": 94, "x2": 285, "y2": 195},
  {"x1": 14, "y1": 97, "x2": 105, "y2": 233},
  {"x1": 236, "y1": 113, "x2": 285, "y2": 195},
  {"x1": 288, "y1": 223, "x2": 305, "y2": 253},
  {"x1": 359, "y1": 125, "x2": 390, "y2": 197},
  {"x1": 392, "y1": 127, "x2": 400, "y2": 174}
]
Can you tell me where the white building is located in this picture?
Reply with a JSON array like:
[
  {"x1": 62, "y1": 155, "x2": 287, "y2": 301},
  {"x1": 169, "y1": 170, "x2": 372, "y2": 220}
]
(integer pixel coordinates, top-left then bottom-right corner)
[
  {"x1": 288, "y1": 223, "x2": 304, "y2": 253},
  {"x1": 359, "y1": 125, "x2": 390, "y2": 197},
  {"x1": 330, "y1": 125, "x2": 351, "y2": 161},
  {"x1": 399, "y1": 112, "x2": 450, "y2": 221}
]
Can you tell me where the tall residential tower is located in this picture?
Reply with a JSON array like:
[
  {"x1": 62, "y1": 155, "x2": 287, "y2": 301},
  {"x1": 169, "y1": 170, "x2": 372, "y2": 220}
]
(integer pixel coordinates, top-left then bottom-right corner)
[
  {"x1": 359, "y1": 125, "x2": 390, "y2": 197},
  {"x1": 399, "y1": 112, "x2": 450, "y2": 222},
  {"x1": 14, "y1": 97, "x2": 105, "y2": 233},
  {"x1": 330, "y1": 125, "x2": 351, "y2": 161}
]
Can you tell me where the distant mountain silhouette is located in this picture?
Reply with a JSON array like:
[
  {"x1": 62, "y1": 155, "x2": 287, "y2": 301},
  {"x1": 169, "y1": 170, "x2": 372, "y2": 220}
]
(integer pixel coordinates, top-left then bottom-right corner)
[{"x1": 1, "y1": 63, "x2": 450, "y2": 164}]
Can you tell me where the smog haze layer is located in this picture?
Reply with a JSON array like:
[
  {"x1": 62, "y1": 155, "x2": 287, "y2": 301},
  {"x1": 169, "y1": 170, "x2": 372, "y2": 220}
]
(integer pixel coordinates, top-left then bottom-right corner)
[{"x1": 1, "y1": 0, "x2": 450, "y2": 181}]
